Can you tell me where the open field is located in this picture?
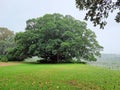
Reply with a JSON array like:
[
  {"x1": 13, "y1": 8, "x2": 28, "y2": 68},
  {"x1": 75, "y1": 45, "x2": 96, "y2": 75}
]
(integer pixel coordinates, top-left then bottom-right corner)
[
  {"x1": 89, "y1": 54, "x2": 120, "y2": 70},
  {"x1": 0, "y1": 63, "x2": 120, "y2": 90}
]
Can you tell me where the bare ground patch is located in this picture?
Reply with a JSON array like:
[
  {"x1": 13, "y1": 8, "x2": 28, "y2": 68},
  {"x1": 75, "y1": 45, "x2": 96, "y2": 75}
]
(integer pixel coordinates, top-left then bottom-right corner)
[
  {"x1": 0, "y1": 62, "x2": 21, "y2": 66},
  {"x1": 66, "y1": 80, "x2": 100, "y2": 90}
]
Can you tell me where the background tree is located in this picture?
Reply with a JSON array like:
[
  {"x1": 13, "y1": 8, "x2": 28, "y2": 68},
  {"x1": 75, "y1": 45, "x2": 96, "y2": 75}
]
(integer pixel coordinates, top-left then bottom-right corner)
[
  {"x1": 0, "y1": 27, "x2": 14, "y2": 55},
  {"x1": 13, "y1": 13, "x2": 103, "y2": 63},
  {"x1": 0, "y1": 27, "x2": 15, "y2": 61},
  {"x1": 75, "y1": 0, "x2": 120, "y2": 28}
]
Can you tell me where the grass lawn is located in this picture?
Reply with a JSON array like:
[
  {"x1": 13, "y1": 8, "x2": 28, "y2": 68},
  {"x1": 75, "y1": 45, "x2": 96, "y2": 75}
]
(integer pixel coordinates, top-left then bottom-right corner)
[{"x1": 0, "y1": 63, "x2": 120, "y2": 90}]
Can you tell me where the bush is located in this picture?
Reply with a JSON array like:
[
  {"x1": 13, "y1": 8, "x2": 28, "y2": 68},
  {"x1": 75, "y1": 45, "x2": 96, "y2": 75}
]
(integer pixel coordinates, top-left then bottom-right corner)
[
  {"x1": 7, "y1": 54, "x2": 25, "y2": 61},
  {"x1": 0, "y1": 56, "x2": 8, "y2": 62}
]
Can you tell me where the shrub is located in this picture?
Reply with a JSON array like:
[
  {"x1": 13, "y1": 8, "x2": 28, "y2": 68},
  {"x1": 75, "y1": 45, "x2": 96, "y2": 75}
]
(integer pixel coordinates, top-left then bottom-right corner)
[{"x1": 1, "y1": 56, "x2": 8, "y2": 62}]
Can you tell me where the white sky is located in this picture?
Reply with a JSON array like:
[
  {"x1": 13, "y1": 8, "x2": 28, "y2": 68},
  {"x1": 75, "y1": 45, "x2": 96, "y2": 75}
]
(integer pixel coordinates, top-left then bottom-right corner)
[{"x1": 0, "y1": 0, "x2": 120, "y2": 54}]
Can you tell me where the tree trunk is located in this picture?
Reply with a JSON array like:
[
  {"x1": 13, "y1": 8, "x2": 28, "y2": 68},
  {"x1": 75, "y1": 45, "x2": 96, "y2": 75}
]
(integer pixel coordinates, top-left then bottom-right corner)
[{"x1": 57, "y1": 54, "x2": 59, "y2": 63}]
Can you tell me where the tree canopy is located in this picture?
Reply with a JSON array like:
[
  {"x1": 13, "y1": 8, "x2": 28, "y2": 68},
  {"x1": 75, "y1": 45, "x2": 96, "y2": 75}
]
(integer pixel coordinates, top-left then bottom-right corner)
[
  {"x1": 11, "y1": 13, "x2": 103, "y2": 63},
  {"x1": 0, "y1": 27, "x2": 14, "y2": 55},
  {"x1": 75, "y1": 0, "x2": 120, "y2": 28},
  {"x1": 0, "y1": 27, "x2": 14, "y2": 41}
]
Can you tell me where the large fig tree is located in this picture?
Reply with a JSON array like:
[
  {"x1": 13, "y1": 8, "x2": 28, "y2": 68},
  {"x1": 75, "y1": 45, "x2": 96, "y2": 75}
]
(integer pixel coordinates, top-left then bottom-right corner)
[{"x1": 12, "y1": 13, "x2": 103, "y2": 63}]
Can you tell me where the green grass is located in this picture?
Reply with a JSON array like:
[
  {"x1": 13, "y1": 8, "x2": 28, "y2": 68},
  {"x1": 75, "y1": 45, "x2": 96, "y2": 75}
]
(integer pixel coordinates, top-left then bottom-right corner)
[{"x1": 0, "y1": 63, "x2": 120, "y2": 90}]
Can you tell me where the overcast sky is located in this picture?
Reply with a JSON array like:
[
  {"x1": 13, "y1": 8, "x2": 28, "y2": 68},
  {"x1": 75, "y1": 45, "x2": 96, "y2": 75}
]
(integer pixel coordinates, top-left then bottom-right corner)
[{"x1": 0, "y1": 0, "x2": 120, "y2": 54}]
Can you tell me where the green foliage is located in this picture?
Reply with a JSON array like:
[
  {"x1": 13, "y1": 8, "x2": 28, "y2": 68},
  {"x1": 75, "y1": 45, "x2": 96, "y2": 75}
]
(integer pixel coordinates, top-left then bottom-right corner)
[
  {"x1": 0, "y1": 55, "x2": 8, "y2": 62},
  {"x1": 13, "y1": 13, "x2": 103, "y2": 63},
  {"x1": 0, "y1": 27, "x2": 15, "y2": 56},
  {"x1": 0, "y1": 27, "x2": 14, "y2": 41},
  {"x1": 75, "y1": 0, "x2": 120, "y2": 28},
  {"x1": 7, "y1": 47, "x2": 26, "y2": 61}
]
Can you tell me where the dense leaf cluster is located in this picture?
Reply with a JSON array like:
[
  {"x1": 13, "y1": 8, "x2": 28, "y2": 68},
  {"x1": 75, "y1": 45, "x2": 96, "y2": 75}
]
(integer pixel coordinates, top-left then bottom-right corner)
[
  {"x1": 76, "y1": 0, "x2": 120, "y2": 28},
  {"x1": 0, "y1": 27, "x2": 14, "y2": 55},
  {"x1": 10, "y1": 14, "x2": 103, "y2": 63}
]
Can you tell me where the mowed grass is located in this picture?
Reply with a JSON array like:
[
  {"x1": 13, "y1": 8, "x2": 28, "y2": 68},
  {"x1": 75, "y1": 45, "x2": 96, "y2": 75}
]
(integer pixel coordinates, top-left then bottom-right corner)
[{"x1": 0, "y1": 63, "x2": 120, "y2": 90}]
